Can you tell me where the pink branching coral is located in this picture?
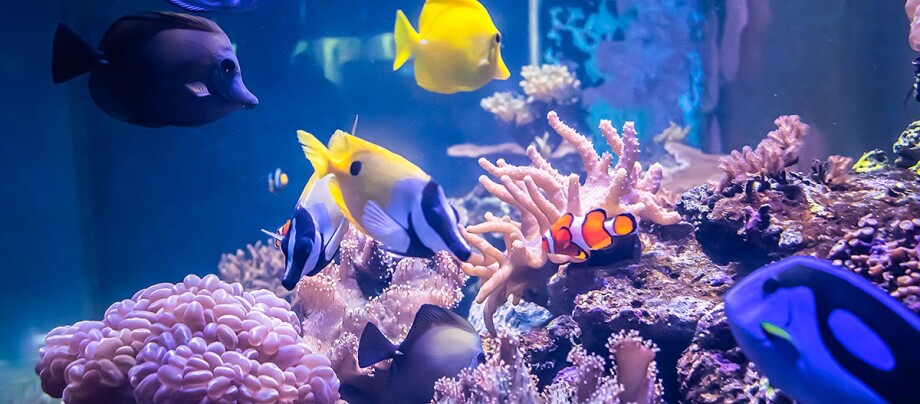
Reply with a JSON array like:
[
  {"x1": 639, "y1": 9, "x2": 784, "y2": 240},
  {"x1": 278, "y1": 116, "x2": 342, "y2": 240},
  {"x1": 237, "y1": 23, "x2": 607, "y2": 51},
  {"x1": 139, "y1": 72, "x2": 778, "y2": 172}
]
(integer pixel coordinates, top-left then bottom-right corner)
[
  {"x1": 710, "y1": 115, "x2": 809, "y2": 192},
  {"x1": 35, "y1": 274, "x2": 340, "y2": 404},
  {"x1": 296, "y1": 227, "x2": 467, "y2": 394},
  {"x1": 433, "y1": 330, "x2": 662, "y2": 403},
  {"x1": 462, "y1": 111, "x2": 679, "y2": 334}
]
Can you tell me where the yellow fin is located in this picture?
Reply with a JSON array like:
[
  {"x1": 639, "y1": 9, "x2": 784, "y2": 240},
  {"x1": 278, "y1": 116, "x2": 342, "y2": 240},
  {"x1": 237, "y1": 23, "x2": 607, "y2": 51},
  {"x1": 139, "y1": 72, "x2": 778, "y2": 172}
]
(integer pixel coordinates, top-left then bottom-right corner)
[
  {"x1": 327, "y1": 130, "x2": 356, "y2": 159},
  {"x1": 297, "y1": 130, "x2": 332, "y2": 177},
  {"x1": 393, "y1": 10, "x2": 419, "y2": 71}
]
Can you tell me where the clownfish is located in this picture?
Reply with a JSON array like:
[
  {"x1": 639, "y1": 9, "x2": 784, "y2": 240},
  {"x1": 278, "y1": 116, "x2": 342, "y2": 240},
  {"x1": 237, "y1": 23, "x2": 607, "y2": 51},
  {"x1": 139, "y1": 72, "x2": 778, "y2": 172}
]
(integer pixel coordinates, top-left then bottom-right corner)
[
  {"x1": 296, "y1": 129, "x2": 472, "y2": 261},
  {"x1": 263, "y1": 173, "x2": 347, "y2": 290},
  {"x1": 268, "y1": 168, "x2": 289, "y2": 193},
  {"x1": 541, "y1": 209, "x2": 638, "y2": 261}
]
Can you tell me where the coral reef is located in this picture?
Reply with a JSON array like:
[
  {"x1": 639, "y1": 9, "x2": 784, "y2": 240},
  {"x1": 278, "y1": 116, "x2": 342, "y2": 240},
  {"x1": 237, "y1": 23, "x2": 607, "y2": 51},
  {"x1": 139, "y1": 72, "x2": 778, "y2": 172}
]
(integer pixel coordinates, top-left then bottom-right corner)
[
  {"x1": 294, "y1": 227, "x2": 467, "y2": 399},
  {"x1": 853, "y1": 149, "x2": 889, "y2": 173},
  {"x1": 481, "y1": 92, "x2": 536, "y2": 126},
  {"x1": 907, "y1": 0, "x2": 920, "y2": 51},
  {"x1": 433, "y1": 329, "x2": 662, "y2": 403},
  {"x1": 219, "y1": 241, "x2": 301, "y2": 313},
  {"x1": 461, "y1": 111, "x2": 680, "y2": 334},
  {"x1": 675, "y1": 304, "x2": 781, "y2": 403},
  {"x1": 520, "y1": 64, "x2": 582, "y2": 105},
  {"x1": 35, "y1": 274, "x2": 340, "y2": 403},
  {"x1": 710, "y1": 115, "x2": 808, "y2": 192},
  {"x1": 893, "y1": 119, "x2": 920, "y2": 169}
]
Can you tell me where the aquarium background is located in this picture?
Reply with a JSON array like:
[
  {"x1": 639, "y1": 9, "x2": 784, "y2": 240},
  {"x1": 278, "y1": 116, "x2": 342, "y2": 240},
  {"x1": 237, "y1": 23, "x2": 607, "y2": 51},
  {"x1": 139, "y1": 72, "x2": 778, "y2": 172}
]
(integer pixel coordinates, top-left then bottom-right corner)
[{"x1": 2, "y1": 0, "x2": 918, "y2": 398}]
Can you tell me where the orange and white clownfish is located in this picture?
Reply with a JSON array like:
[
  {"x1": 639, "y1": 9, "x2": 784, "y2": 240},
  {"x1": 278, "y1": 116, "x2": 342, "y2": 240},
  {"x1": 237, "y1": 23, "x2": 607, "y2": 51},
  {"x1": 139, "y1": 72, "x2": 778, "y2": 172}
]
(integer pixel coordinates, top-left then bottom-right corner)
[{"x1": 541, "y1": 209, "x2": 638, "y2": 261}]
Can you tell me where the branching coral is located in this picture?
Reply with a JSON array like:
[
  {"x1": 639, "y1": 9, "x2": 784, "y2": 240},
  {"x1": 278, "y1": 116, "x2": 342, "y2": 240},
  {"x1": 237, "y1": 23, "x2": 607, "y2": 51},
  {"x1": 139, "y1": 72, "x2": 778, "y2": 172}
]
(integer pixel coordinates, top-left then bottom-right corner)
[
  {"x1": 481, "y1": 92, "x2": 536, "y2": 126},
  {"x1": 813, "y1": 155, "x2": 852, "y2": 187},
  {"x1": 710, "y1": 115, "x2": 808, "y2": 192},
  {"x1": 433, "y1": 330, "x2": 661, "y2": 403},
  {"x1": 219, "y1": 241, "x2": 301, "y2": 313},
  {"x1": 296, "y1": 227, "x2": 467, "y2": 395},
  {"x1": 463, "y1": 111, "x2": 679, "y2": 334},
  {"x1": 35, "y1": 274, "x2": 340, "y2": 404},
  {"x1": 520, "y1": 64, "x2": 582, "y2": 105}
]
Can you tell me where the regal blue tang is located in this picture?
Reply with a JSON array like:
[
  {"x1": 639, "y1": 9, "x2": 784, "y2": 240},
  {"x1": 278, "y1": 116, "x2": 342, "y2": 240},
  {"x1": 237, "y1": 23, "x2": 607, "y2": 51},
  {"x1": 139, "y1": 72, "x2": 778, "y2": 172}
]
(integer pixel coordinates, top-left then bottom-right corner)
[
  {"x1": 164, "y1": 0, "x2": 266, "y2": 12},
  {"x1": 725, "y1": 256, "x2": 920, "y2": 404},
  {"x1": 52, "y1": 12, "x2": 258, "y2": 128}
]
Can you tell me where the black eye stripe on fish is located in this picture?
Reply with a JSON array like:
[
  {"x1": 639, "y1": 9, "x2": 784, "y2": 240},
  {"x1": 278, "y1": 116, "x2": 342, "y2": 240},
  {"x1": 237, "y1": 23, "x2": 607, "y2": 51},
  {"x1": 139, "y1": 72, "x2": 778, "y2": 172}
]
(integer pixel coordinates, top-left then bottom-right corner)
[{"x1": 420, "y1": 181, "x2": 471, "y2": 261}]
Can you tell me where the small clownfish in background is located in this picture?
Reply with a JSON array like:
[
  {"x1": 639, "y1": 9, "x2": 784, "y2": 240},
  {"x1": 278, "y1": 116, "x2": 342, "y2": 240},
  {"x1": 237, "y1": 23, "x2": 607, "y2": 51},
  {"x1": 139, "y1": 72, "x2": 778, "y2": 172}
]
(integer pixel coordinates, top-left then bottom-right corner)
[
  {"x1": 393, "y1": 0, "x2": 511, "y2": 94},
  {"x1": 267, "y1": 168, "x2": 289, "y2": 193},
  {"x1": 262, "y1": 174, "x2": 348, "y2": 290},
  {"x1": 541, "y1": 209, "x2": 638, "y2": 261}
]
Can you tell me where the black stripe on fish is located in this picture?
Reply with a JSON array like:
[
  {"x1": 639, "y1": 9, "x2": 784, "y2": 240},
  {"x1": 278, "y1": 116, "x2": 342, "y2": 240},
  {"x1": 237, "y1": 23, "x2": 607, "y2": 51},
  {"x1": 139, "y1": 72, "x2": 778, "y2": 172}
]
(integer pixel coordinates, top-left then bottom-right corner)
[{"x1": 420, "y1": 181, "x2": 471, "y2": 261}]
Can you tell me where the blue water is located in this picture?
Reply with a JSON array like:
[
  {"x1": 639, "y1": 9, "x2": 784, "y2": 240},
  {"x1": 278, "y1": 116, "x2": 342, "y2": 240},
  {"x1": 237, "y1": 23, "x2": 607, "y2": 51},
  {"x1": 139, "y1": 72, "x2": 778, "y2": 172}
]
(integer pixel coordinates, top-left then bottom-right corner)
[{"x1": 1, "y1": 0, "x2": 917, "y2": 382}]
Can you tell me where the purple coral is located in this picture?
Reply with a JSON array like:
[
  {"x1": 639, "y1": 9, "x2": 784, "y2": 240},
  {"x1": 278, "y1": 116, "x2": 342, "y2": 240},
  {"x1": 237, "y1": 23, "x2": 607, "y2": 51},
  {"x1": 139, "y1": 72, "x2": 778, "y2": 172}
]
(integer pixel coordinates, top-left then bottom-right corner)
[{"x1": 36, "y1": 274, "x2": 340, "y2": 403}]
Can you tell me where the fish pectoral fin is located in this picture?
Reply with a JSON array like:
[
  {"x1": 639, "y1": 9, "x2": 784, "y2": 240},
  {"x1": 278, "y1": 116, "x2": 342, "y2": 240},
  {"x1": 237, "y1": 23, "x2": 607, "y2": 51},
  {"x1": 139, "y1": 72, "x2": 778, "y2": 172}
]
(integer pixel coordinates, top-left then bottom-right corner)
[
  {"x1": 323, "y1": 216, "x2": 348, "y2": 261},
  {"x1": 358, "y1": 322, "x2": 398, "y2": 368},
  {"x1": 185, "y1": 82, "x2": 212, "y2": 97},
  {"x1": 363, "y1": 200, "x2": 411, "y2": 253}
]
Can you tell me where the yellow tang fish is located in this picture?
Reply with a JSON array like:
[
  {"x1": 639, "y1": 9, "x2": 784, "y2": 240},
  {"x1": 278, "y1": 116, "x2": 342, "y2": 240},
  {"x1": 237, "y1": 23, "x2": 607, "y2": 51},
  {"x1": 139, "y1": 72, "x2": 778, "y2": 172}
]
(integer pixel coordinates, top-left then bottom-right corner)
[
  {"x1": 297, "y1": 129, "x2": 472, "y2": 261},
  {"x1": 393, "y1": 0, "x2": 511, "y2": 94}
]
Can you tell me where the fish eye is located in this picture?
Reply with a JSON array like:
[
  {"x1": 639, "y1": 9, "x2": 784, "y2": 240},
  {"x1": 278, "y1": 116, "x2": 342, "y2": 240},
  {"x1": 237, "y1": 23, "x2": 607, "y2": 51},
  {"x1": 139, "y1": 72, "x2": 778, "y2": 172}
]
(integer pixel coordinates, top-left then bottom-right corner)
[
  {"x1": 350, "y1": 161, "x2": 362, "y2": 176},
  {"x1": 763, "y1": 278, "x2": 779, "y2": 295},
  {"x1": 494, "y1": 33, "x2": 501, "y2": 44},
  {"x1": 221, "y1": 59, "x2": 237, "y2": 74}
]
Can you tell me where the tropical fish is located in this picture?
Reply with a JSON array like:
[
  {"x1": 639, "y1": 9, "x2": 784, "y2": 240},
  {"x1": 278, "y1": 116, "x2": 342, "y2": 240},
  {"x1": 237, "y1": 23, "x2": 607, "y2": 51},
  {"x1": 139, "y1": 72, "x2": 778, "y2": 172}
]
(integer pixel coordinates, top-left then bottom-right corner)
[
  {"x1": 296, "y1": 129, "x2": 472, "y2": 261},
  {"x1": 358, "y1": 304, "x2": 484, "y2": 403},
  {"x1": 164, "y1": 0, "x2": 265, "y2": 12},
  {"x1": 725, "y1": 256, "x2": 920, "y2": 404},
  {"x1": 267, "y1": 168, "x2": 289, "y2": 193},
  {"x1": 393, "y1": 0, "x2": 510, "y2": 94},
  {"x1": 541, "y1": 209, "x2": 638, "y2": 261},
  {"x1": 263, "y1": 174, "x2": 347, "y2": 290},
  {"x1": 52, "y1": 12, "x2": 258, "y2": 128}
]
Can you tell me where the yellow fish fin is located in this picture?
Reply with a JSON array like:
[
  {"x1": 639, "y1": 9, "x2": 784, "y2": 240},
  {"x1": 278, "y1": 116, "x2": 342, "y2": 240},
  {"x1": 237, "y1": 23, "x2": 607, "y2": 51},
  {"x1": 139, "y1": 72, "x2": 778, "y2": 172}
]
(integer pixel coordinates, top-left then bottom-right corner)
[
  {"x1": 327, "y1": 130, "x2": 357, "y2": 159},
  {"x1": 420, "y1": 0, "x2": 488, "y2": 32},
  {"x1": 297, "y1": 130, "x2": 334, "y2": 177},
  {"x1": 393, "y1": 10, "x2": 420, "y2": 71}
]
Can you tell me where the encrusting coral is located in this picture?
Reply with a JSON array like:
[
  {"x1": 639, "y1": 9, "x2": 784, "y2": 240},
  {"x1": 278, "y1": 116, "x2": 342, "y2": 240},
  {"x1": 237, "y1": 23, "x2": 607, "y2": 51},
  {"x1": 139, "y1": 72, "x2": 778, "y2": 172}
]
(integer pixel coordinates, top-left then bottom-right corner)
[
  {"x1": 432, "y1": 330, "x2": 662, "y2": 403},
  {"x1": 462, "y1": 111, "x2": 680, "y2": 334},
  {"x1": 219, "y1": 241, "x2": 301, "y2": 313},
  {"x1": 710, "y1": 115, "x2": 808, "y2": 192},
  {"x1": 295, "y1": 227, "x2": 467, "y2": 398},
  {"x1": 35, "y1": 274, "x2": 340, "y2": 404}
]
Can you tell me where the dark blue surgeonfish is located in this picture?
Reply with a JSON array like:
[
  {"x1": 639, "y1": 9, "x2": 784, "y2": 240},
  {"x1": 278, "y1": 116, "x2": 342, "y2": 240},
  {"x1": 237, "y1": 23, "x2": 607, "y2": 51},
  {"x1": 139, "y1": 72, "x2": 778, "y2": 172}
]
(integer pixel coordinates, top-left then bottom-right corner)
[
  {"x1": 358, "y1": 304, "x2": 484, "y2": 404},
  {"x1": 725, "y1": 256, "x2": 920, "y2": 404},
  {"x1": 52, "y1": 12, "x2": 258, "y2": 128},
  {"x1": 164, "y1": 0, "x2": 265, "y2": 12}
]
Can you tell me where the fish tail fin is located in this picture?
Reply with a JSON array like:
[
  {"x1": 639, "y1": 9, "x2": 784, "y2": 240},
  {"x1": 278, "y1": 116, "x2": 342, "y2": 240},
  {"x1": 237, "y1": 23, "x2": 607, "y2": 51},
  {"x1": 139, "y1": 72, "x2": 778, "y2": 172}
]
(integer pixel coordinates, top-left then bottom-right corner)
[
  {"x1": 52, "y1": 24, "x2": 101, "y2": 84},
  {"x1": 297, "y1": 130, "x2": 334, "y2": 177},
  {"x1": 393, "y1": 10, "x2": 419, "y2": 71},
  {"x1": 357, "y1": 322, "x2": 398, "y2": 368}
]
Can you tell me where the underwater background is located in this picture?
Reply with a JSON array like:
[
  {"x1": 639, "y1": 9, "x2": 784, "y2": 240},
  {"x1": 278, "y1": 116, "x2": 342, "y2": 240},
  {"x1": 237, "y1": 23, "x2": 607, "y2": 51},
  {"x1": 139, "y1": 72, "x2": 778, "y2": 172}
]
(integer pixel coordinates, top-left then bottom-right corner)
[{"x1": 5, "y1": 0, "x2": 920, "y2": 402}]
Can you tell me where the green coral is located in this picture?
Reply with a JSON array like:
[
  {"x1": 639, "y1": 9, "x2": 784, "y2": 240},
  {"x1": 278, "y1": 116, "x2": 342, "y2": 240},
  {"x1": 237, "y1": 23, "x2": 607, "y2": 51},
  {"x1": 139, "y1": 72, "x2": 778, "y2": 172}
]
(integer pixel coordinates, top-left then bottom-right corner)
[
  {"x1": 893, "y1": 120, "x2": 920, "y2": 168},
  {"x1": 852, "y1": 149, "x2": 888, "y2": 173}
]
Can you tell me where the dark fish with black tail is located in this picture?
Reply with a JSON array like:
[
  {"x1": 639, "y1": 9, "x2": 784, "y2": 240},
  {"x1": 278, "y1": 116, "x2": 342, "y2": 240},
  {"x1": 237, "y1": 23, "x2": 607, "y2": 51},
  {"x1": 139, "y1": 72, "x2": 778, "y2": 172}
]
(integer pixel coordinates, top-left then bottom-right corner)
[
  {"x1": 725, "y1": 256, "x2": 920, "y2": 404},
  {"x1": 358, "y1": 304, "x2": 484, "y2": 404},
  {"x1": 52, "y1": 12, "x2": 258, "y2": 128},
  {"x1": 164, "y1": 0, "x2": 266, "y2": 12},
  {"x1": 263, "y1": 174, "x2": 347, "y2": 290}
]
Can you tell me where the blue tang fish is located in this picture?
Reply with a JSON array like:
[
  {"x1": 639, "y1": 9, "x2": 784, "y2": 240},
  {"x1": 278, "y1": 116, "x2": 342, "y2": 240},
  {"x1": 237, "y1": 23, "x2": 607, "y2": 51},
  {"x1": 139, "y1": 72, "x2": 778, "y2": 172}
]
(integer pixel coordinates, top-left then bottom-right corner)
[
  {"x1": 164, "y1": 0, "x2": 265, "y2": 12},
  {"x1": 358, "y1": 304, "x2": 484, "y2": 403},
  {"x1": 725, "y1": 256, "x2": 920, "y2": 404},
  {"x1": 264, "y1": 174, "x2": 347, "y2": 290},
  {"x1": 52, "y1": 12, "x2": 258, "y2": 127}
]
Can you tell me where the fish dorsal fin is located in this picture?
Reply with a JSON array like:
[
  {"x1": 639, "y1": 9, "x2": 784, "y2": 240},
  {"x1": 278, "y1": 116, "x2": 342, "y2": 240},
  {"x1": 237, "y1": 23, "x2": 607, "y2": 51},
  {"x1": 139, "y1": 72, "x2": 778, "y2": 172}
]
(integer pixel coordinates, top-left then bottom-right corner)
[
  {"x1": 402, "y1": 304, "x2": 475, "y2": 350},
  {"x1": 420, "y1": 0, "x2": 488, "y2": 33},
  {"x1": 363, "y1": 200, "x2": 410, "y2": 253},
  {"x1": 99, "y1": 12, "x2": 221, "y2": 54},
  {"x1": 327, "y1": 130, "x2": 355, "y2": 159},
  {"x1": 358, "y1": 322, "x2": 399, "y2": 367},
  {"x1": 166, "y1": 0, "x2": 210, "y2": 12}
]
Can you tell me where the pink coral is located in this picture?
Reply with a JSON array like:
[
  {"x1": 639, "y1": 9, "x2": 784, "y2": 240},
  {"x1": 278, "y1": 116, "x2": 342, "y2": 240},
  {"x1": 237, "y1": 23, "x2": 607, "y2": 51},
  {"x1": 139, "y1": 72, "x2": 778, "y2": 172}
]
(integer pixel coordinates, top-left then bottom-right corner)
[
  {"x1": 36, "y1": 274, "x2": 340, "y2": 404},
  {"x1": 710, "y1": 115, "x2": 808, "y2": 192},
  {"x1": 908, "y1": 0, "x2": 920, "y2": 51}
]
